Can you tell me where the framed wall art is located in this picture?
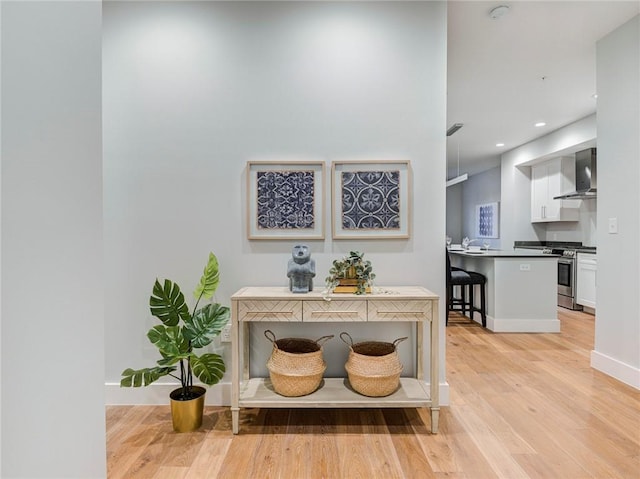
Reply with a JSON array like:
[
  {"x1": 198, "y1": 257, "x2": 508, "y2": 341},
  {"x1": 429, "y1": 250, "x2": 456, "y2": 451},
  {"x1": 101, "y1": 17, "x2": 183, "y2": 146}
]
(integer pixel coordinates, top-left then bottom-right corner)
[
  {"x1": 246, "y1": 161, "x2": 325, "y2": 240},
  {"x1": 475, "y1": 202, "x2": 499, "y2": 238},
  {"x1": 331, "y1": 160, "x2": 411, "y2": 239}
]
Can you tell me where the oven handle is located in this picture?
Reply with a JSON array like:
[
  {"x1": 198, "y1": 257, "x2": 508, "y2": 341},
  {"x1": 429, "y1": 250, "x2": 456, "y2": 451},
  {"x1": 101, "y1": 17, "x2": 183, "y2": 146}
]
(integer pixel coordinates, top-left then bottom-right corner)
[{"x1": 558, "y1": 258, "x2": 574, "y2": 265}]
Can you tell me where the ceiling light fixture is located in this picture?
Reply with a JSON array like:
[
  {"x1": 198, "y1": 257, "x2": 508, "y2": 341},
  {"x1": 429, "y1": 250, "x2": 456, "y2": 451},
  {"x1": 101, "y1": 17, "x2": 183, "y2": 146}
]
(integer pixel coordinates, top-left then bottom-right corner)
[
  {"x1": 446, "y1": 174, "x2": 468, "y2": 188},
  {"x1": 489, "y1": 5, "x2": 510, "y2": 20},
  {"x1": 446, "y1": 124, "x2": 468, "y2": 188},
  {"x1": 535, "y1": 122, "x2": 546, "y2": 127},
  {"x1": 446, "y1": 123, "x2": 464, "y2": 137},
  {"x1": 496, "y1": 143, "x2": 505, "y2": 147}
]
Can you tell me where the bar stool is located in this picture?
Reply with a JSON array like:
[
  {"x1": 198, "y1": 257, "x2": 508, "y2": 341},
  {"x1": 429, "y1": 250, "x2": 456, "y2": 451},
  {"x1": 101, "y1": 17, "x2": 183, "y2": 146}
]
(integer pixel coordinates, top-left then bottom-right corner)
[{"x1": 446, "y1": 249, "x2": 487, "y2": 327}]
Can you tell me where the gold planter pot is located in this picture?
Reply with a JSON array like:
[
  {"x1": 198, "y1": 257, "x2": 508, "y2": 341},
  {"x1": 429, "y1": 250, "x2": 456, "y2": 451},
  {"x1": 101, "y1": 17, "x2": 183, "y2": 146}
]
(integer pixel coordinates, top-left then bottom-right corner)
[{"x1": 169, "y1": 386, "x2": 206, "y2": 433}]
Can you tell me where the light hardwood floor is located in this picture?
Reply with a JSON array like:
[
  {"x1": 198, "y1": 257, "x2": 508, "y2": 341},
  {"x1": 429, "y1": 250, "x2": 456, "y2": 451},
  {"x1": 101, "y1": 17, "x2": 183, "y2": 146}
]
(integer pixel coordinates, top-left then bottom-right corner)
[{"x1": 107, "y1": 309, "x2": 640, "y2": 478}]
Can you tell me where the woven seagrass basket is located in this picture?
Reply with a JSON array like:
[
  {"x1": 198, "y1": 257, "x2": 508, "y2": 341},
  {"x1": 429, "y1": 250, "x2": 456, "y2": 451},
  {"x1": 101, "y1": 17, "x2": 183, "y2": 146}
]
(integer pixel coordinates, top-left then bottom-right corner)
[
  {"x1": 265, "y1": 330, "x2": 333, "y2": 397},
  {"x1": 340, "y1": 332, "x2": 407, "y2": 397}
]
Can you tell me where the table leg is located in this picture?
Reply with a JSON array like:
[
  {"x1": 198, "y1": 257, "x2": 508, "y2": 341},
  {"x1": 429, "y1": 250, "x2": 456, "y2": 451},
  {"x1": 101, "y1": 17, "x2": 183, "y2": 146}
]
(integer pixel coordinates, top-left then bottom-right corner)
[
  {"x1": 430, "y1": 407, "x2": 440, "y2": 434},
  {"x1": 232, "y1": 407, "x2": 240, "y2": 434}
]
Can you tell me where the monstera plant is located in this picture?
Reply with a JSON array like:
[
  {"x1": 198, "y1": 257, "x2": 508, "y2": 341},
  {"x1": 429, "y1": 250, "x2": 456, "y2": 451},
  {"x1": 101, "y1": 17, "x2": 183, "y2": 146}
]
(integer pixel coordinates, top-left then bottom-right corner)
[{"x1": 121, "y1": 252, "x2": 229, "y2": 431}]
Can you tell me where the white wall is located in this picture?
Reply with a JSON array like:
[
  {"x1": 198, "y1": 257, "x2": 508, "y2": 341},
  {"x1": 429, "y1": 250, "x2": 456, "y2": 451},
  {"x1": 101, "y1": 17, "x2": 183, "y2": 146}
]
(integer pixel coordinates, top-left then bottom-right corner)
[
  {"x1": 592, "y1": 15, "x2": 640, "y2": 388},
  {"x1": 545, "y1": 199, "x2": 597, "y2": 245},
  {"x1": 446, "y1": 183, "x2": 463, "y2": 243},
  {"x1": 460, "y1": 166, "x2": 501, "y2": 250},
  {"x1": 500, "y1": 114, "x2": 597, "y2": 249},
  {"x1": 103, "y1": 2, "x2": 448, "y2": 404},
  {"x1": 446, "y1": 166, "x2": 502, "y2": 248},
  {"x1": 1, "y1": 2, "x2": 106, "y2": 478},
  {"x1": 0, "y1": 3, "x2": 4, "y2": 473}
]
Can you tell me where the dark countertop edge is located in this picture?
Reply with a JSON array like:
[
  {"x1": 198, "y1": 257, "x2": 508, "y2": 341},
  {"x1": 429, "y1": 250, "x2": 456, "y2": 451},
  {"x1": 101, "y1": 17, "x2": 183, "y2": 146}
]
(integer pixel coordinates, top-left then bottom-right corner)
[
  {"x1": 450, "y1": 250, "x2": 561, "y2": 258},
  {"x1": 514, "y1": 241, "x2": 596, "y2": 253}
]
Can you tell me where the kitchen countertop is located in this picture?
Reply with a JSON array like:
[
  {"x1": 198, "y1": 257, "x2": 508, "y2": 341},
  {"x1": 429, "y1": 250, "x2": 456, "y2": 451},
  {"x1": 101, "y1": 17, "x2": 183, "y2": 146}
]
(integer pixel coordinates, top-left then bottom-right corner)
[
  {"x1": 513, "y1": 241, "x2": 596, "y2": 254},
  {"x1": 449, "y1": 249, "x2": 560, "y2": 258},
  {"x1": 448, "y1": 248, "x2": 560, "y2": 332}
]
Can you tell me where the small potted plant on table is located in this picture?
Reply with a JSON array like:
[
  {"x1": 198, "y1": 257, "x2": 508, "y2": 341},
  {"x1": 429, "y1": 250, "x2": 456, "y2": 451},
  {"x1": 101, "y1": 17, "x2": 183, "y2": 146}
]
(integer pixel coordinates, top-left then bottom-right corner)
[
  {"x1": 120, "y1": 252, "x2": 229, "y2": 432},
  {"x1": 325, "y1": 250, "x2": 375, "y2": 295}
]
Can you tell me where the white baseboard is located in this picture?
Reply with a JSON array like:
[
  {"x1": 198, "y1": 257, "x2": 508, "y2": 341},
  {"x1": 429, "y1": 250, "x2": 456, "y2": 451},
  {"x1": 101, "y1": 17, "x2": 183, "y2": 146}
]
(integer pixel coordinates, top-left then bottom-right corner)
[
  {"x1": 105, "y1": 380, "x2": 451, "y2": 406},
  {"x1": 488, "y1": 316, "x2": 561, "y2": 333},
  {"x1": 590, "y1": 351, "x2": 640, "y2": 389},
  {"x1": 105, "y1": 382, "x2": 231, "y2": 406}
]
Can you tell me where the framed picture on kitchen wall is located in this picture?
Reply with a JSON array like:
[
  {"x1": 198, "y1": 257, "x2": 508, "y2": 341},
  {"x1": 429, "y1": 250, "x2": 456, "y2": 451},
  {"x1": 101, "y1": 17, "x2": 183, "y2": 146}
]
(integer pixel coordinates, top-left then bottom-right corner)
[
  {"x1": 475, "y1": 202, "x2": 500, "y2": 238},
  {"x1": 331, "y1": 160, "x2": 411, "y2": 240},
  {"x1": 246, "y1": 161, "x2": 325, "y2": 240}
]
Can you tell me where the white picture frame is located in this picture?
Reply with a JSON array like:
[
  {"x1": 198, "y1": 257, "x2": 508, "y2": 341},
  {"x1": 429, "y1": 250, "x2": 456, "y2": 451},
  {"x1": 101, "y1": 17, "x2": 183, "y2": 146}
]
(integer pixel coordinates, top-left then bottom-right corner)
[
  {"x1": 331, "y1": 160, "x2": 411, "y2": 240},
  {"x1": 247, "y1": 161, "x2": 325, "y2": 240}
]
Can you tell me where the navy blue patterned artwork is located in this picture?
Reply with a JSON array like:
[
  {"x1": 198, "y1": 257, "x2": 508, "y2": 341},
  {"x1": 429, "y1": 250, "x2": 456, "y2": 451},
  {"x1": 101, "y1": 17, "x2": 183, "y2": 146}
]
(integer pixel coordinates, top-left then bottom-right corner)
[
  {"x1": 475, "y1": 202, "x2": 499, "y2": 238},
  {"x1": 341, "y1": 170, "x2": 400, "y2": 230},
  {"x1": 256, "y1": 170, "x2": 315, "y2": 230},
  {"x1": 478, "y1": 205, "x2": 494, "y2": 236}
]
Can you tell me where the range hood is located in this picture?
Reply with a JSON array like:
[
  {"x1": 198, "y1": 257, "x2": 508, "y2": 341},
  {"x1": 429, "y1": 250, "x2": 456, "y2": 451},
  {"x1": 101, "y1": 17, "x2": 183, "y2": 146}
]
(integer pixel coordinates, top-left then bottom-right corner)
[{"x1": 554, "y1": 148, "x2": 597, "y2": 200}]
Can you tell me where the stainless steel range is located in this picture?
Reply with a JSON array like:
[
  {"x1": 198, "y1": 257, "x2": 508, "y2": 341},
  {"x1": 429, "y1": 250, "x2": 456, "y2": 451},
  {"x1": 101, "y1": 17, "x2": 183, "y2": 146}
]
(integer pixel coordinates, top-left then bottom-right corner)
[{"x1": 543, "y1": 248, "x2": 582, "y2": 310}]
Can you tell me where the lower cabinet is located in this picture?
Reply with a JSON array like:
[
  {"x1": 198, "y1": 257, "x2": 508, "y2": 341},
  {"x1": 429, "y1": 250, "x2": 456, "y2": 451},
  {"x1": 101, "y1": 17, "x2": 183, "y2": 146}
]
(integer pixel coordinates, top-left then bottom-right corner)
[{"x1": 576, "y1": 253, "x2": 597, "y2": 309}]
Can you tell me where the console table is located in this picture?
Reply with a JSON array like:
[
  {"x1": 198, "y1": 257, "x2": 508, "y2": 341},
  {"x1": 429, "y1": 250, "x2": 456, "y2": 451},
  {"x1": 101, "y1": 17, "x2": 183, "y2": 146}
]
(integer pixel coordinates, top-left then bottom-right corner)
[{"x1": 230, "y1": 286, "x2": 440, "y2": 434}]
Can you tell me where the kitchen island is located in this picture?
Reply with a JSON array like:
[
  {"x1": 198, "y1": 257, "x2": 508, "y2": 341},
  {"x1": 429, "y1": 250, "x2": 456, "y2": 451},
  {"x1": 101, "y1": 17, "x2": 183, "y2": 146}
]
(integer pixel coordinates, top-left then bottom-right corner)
[{"x1": 449, "y1": 249, "x2": 559, "y2": 332}]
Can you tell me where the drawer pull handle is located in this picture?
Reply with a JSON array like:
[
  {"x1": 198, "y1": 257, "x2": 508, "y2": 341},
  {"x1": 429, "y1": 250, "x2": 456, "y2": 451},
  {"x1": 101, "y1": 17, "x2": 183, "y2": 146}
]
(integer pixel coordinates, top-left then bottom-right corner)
[
  {"x1": 377, "y1": 311, "x2": 425, "y2": 315},
  {"x1": 246, "y1": 311, "x2": 294, "y2": 315},
  {"x1": 310, "y1": 310, "x2": 359, "y2": 315}
]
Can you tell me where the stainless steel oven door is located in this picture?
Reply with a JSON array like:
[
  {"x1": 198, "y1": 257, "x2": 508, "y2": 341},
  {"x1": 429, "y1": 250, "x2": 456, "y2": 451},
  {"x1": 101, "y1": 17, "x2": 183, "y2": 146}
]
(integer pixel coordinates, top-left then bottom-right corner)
[{"x1": 557, "y1": 258, "x2": 574, "y2": 297}]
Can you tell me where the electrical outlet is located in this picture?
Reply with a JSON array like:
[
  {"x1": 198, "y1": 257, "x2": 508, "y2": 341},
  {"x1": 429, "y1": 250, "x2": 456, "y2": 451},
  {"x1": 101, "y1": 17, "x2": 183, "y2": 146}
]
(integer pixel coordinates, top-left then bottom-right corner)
[
  {"x1": 220, "y1": 324, "x2": 232, "y2": 343},
  {"x1": 608, "y1": 217, "x2": 618, "y2": 234},
  {"x1": 520, "y1": 263, "x2": 531, "y2": 271}
]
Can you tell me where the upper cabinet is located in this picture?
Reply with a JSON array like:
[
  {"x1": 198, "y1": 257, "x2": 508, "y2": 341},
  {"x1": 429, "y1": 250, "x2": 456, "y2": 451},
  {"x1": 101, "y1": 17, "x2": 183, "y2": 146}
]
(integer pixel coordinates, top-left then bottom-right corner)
[{"x1": 530, "y1": 157, "x2": 580, "y2": 222}]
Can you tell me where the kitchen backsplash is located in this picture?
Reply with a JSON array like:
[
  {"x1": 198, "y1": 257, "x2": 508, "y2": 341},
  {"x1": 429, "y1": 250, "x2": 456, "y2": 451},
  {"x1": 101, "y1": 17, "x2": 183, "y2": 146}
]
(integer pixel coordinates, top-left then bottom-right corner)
[{"x1": 544, "y1": 199, "x2": 597, "y2": 246}]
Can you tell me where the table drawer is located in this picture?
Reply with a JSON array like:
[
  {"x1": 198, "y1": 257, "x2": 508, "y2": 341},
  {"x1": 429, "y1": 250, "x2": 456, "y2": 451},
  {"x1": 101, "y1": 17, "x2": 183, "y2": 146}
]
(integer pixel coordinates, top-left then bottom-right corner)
[
  {"x1": 368, "y1": 300, "x2": 431, "y2": 322},
  {"x1": 302, "y1": 300, "x2": 367, "y2": 322},
  {"x1": 238, "y1": 300, "x2": 302, "y2": 322}
]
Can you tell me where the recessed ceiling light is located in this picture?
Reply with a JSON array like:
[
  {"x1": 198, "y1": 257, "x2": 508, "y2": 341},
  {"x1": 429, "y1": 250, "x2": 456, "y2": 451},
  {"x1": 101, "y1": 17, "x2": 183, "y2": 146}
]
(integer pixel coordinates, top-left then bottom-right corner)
[
  {"x1": 592, "y1": 93, "x2": 598, "y2": 99},
  {"x1": 496, "y1": 143, "x2": 505, "y2": 147},
  {"x1": 535, "y1": 122, "x2": 546, "y2": 127}
]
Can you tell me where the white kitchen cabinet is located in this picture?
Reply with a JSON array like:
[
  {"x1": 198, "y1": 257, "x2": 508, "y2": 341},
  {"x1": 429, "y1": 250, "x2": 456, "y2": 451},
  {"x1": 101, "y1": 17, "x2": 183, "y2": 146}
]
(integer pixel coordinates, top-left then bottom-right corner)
[
  {"x1": 530, "y1": 157, "x2": 580, "y2": 222},
  {"x1": 576, "y1": 253, "x2": 597, "y2": 309}
]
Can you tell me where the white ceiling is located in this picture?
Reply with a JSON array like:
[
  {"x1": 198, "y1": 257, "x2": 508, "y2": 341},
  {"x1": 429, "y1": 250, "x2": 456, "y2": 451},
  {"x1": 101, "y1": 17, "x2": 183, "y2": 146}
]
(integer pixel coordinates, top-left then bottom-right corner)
[{"x1": 446, "y1": 1, "x2": 640, "y2": 179}]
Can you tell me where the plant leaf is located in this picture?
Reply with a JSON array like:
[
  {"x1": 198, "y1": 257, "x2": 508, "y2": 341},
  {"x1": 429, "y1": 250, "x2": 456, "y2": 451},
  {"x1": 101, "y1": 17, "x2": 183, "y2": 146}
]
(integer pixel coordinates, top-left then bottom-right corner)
[
  {"x1": 150, "y1": 279, "x2": 190, "y2": 326},
  {"x1": 190, "y1": 353, "x2": 226, "y2": 385},
  {"x1": 183, "y1": 304, "x2": 230, "y2": 348},
  {"x1": 120, "y1": 367, "x2": 175, "y2": 387},
  {"x1": 147, "y1": 325, "x2": 189, "y2": 357},
  {"x1": 156, "y1": 351, "x2": 180, "y2": 367},
  {"x1": 193, "y1": 252, "x2": 220, "y2": 300}
]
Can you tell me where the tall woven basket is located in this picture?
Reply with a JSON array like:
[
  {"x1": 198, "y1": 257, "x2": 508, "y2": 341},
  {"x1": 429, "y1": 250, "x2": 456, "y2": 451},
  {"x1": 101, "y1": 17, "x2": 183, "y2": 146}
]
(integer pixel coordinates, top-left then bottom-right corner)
[
  {"x1": 340, "y1": 332, "x2": 407, "y2": 397},
  {"x1": 265, "y1": 330, "x2": 334, "y2": 397}
]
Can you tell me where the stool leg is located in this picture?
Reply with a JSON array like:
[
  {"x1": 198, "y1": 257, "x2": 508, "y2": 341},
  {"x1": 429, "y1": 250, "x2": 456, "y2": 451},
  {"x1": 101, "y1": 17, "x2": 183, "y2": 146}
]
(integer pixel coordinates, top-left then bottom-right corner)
[
  {"x1": 469, "y1": 284, "x2": 475, "y2": 321},
  {"x1": 461, "y1": 285, "x2": 467, "y2": 316},
  {"x1": 446, "y1": 283, "x2": 451, "y2": 325},
  {"x1": 480, "y1": 282, "x2": 487, "y2": 327}
]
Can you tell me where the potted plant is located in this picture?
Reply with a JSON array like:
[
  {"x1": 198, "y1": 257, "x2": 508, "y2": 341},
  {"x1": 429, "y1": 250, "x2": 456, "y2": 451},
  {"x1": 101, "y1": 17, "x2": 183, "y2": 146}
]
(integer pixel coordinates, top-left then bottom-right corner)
[
  {"x1": 120, "y1": 252, "x2": 230, "y2": 432},
  {"x1": 325, "y1": 250, "x2": 375, "y2": 295}
]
